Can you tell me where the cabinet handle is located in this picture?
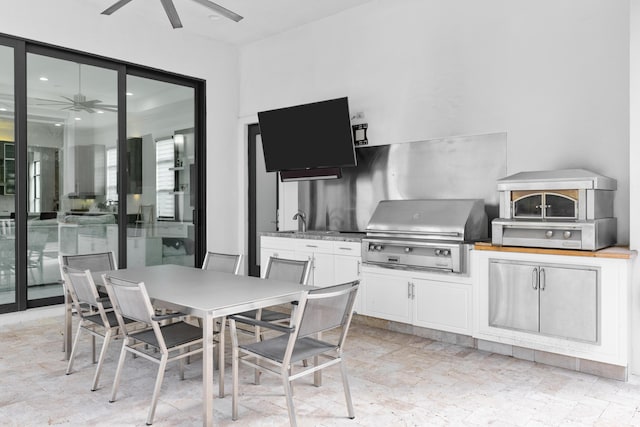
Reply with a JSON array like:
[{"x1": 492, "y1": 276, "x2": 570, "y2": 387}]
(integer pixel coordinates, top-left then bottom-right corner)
[
  {"x1": 306, "y1": 244, "x2": 318, "y2": 248},
  {"x1": 532, "y1": 267, "x2": 538, "y2": 290},
  {"x1": 357, "y1": 260, "x2": 361, "y2": 275},
  {"x1": 540, "y1": 268, "x2": 546, "y2": 291},
  {"x1": 408, "y1": 282, "x2": 412, "y2": 299},
  {"x1": 338, "y1": 247, "x2": 352, "y2": 251}
]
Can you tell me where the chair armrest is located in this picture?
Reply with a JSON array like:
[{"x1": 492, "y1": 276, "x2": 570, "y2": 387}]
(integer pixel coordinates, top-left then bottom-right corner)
[
  {"x1": 152, "y1": 312, "x2": 186, "y2": 322},
  {"x1": 229, "y1": 314, "x2": 294, "y2": 334},
  {"x1": 96, "y1": 296, "x2": 110, "y2": 303}
]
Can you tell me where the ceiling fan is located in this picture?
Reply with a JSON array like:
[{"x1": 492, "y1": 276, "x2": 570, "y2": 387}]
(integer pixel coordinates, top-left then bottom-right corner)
[
  {"x1": 33, "y1": 64, "x2": 118, "y2": 114},
  {"x1": 101, "y1": 0, "x2": 244, "y2": 29}
]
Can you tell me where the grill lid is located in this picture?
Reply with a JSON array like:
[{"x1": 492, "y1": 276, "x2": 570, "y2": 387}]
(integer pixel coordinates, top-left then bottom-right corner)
[{"x1": 365, "y1": 199, "x2": 488, "y2": 242}]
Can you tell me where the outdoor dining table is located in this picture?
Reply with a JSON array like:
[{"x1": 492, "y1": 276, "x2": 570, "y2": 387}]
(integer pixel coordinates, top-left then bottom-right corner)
[{"x1": 74, "y1": 263, "x2": 307, "y2": 427}]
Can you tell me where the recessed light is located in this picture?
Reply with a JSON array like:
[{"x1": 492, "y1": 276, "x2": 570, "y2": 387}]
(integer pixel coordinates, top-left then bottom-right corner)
[
  {"x1": 74, "y1": 117, "x2": 82, "y2": 121},
  {"x1": 126, "y1": 92, "x2": 133, "y2": 96},
  {"x1": 0, "y1": 108, "x2": 6, "y2": 112},
  {"x1": 97, "y1": 110, "x2": 104, "y2": 114},
  {"x1": 54, "y1": 123, "x2": 63, "y2": 127},
  {"x1": 39, "y1": 76, "x2": 49, "y2": 81},
  {"x1": 208, "y1": 14, "x2": 221, "y2": 21}
]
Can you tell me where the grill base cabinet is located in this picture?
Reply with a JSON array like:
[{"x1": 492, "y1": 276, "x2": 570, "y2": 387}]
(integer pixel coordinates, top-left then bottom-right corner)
[
  {"x1": 361, "y1": 265, "x2": 473, "y2": 335},
  {"x1": 474, "y1": 250, "x2": 630, "y2": 368}
]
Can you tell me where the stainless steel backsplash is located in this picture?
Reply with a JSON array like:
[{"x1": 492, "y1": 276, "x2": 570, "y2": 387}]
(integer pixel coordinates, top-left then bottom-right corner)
[{"x1": 299, "y1": 132, "x2": 507, "y2": 232}]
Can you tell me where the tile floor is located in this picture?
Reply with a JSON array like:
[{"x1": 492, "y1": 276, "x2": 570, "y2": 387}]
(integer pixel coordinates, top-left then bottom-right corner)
[{"x1": 2, "y1": 309, "x2": 640, "y2": 426}]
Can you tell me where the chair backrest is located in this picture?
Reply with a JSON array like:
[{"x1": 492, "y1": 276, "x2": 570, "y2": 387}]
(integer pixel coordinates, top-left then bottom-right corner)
[
  {"x1": 296, "y1": 281, "x2": 359, "y2": 339},
  {"x1": 264, "y1": 257, "x2": 311, "y2": 285},
  {"x1": 103, "y1": 275, "x2": 155, "y2": 326},
  {"x1": 61, "y1": 266, "x2": 111, "y2": 326},
  {"x1": 202, "y1": 251, "x2": 242, "y2": 275},
  {"x1": 60, "y1": 252, "x2": 117, "y2": 278}
]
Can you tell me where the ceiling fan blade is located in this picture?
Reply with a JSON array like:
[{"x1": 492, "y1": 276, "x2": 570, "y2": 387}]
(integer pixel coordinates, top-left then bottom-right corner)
[
  {"x1": 160, "y1": 0, "x2": 183, "y2": 28},
  {"x1": 101, "y1": 0, "x2": 135, "y2": 15},
  {"x1": 190, "y1": 0, "x2": 243, "y2": 22}
]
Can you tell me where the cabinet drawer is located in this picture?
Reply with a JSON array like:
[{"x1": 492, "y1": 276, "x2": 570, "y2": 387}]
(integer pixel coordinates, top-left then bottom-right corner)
[
  {"x1": 296, "y1": 238, "x2": 333, "y2": 253},
  {"x1": 333, "y1": 241, "x2": 361, "y2": 255},
  {"x1": 261, "y1": 236, "x2": 296, "y2": 250}
]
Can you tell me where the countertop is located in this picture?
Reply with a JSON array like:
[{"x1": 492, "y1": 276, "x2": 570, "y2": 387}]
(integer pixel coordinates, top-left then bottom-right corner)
[
  {"x1": 474, "y1": 241, "x2": 637, "y2": 259},
  {"x1": 259, "y1": 230, "x2": 365, "y2": 243}
]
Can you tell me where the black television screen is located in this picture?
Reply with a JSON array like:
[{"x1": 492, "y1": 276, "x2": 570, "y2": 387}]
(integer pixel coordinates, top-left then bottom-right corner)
[{"x1": 258, "y1": 97, "x2": 356, "y2": 172}]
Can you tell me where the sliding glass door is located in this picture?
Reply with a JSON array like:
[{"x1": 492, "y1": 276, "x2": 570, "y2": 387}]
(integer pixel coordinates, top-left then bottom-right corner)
[
  {"x1": 0, "y1": 34, "x2": 206, "y2": 313},
  {"x1": 125, "y1": 75, "x2": 196, "y2": 267},
  {"x1": 0, "y1": 42, "x2": 16, "y2": 308},
  {"x1": 25, "y1": 53, "x2": 119, "y2": 302}
]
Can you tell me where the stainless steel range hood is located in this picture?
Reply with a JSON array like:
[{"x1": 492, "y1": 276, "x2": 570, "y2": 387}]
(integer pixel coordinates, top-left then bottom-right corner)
[{"x1": 365, "y1": 199, "x2": 488, "y2": 242}]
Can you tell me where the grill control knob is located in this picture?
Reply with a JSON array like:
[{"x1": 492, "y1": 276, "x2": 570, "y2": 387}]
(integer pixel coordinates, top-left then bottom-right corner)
[
  {"x1": 545, "y1": 230, "x2": 554, "y2": 238},
  {"x1": 375, "y1": 245, "x2": 382, "y2": 251},
  {"x1": 368, "y1": 244, "x2": 375, "y2": 251},
  {"x1": 404, "y1": 247, "x2": 412, "y2": 253},
  {"x1": 442, "y1": 249, "x2": 450, "y2": 256},
  {"x1": 563, "y1": 231, "x2": 572, "y2": 239},
  {"x1": 435, "y1": 249, "x2": 442, "y2": 256}
]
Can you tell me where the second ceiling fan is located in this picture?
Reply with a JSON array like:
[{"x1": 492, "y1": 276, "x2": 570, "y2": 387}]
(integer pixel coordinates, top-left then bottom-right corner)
[{"x1": 101, "y1": 0, "x2": 244, "y2": 29}]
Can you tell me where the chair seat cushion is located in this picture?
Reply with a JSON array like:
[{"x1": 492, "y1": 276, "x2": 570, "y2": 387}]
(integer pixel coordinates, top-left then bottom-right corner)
[
  {"x1": 130, "y1": 321, "x2": 205, "y2": 349},
  {"x1": 240, "y1": 335, "x2": 336, "y2": 363},
  {"x1": 237, "y1": 309, "x2": 290, "y2": 323},
  {"x1": 85, "y1": 311, "x2": 135, "y2": 328}
]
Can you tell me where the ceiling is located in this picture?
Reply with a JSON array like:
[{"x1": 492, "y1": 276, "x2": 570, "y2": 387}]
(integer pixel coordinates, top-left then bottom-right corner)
[{"x1": 87, "y1": 0, "x2": 374, "y2": 45}]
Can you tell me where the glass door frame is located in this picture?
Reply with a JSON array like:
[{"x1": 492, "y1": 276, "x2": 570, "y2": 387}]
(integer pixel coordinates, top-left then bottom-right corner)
[{"x1": 0, "y1": 33, "x2": 207, "y2": 313}]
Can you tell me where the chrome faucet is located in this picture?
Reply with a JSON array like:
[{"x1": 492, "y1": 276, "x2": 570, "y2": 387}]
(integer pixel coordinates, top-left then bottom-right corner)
[{"x1": 292, "y1": 210, "x2": 307, "y2": 232}]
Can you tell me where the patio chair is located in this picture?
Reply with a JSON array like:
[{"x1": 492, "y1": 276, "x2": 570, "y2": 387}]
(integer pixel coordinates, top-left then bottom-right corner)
[
  {"x1": 104, "y1": 274, "x2": 210, "y2": 425},
  {"x1": 61, "y1": 265, "x2": 134, "y2": 391},
  {"x1": 202, "y1": 251, "x2": 242, "y2": 275},
  {"x1": 229, "y1": 280, "x2": 359, "y2": 427},
  {"x1": 59, "y1": 252, "x2": 117, "y2": 358}
]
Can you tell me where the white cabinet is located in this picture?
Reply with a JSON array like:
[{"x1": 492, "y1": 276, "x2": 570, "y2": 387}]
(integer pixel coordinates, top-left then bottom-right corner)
[
  {"x1": 361, "y1": 265, "x2": 473, "y2": 334},
  {"x1": 474, "y1": 249, "x2": 631, "y2": 366},
  {"x1": 363, "y1": 270, "x2": 412, "y2": 323},
  {"x1": 413, "y1": 278, "x2": 471, "y2": 334},
  {"x1": 334, "y1": 242, "x2": 362, "y2": 312},
  {"x1": 296, "y1": 239, "x2": 335, "y2": 287},
  {"x1": 260, "y1": 236, "x2": 362, "y2": 297}
]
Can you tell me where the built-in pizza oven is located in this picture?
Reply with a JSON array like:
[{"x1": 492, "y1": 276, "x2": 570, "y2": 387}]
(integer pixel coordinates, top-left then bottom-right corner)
[{"x1": 492, "y1": 169, "x2": 617, "y2": 251}]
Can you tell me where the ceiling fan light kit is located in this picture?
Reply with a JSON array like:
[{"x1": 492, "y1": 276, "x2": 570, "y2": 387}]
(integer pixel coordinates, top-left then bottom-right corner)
[{"x1": 101, "y1": 0, "x2": 243, "y2": 29}]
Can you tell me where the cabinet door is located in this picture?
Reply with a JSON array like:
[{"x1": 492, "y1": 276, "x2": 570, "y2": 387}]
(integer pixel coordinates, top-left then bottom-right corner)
[
  {"x1": 362, "y1": 272, "x2": 412, "y2": 323},
  {"x1": 414, "y1": 279, "x2": 471, "y2": 334},
  {"x1": 488, "y1": 261, "x2": 539, "y2": 333},
  {"x1": 539, "y1": 265, "x2": 598, "y2": 342},
  {"x1": 260, "y1": 247, "x2": 297, "y2": 278},
  {"x1": 334, "y1": 254, "x2": 361, "y2": 311},
  {"x1": 298, "y1": 249, "x2": 334, "y2": 287}
]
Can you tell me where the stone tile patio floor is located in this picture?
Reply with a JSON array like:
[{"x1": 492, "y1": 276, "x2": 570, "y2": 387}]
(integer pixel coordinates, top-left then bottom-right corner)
[{"x1": 2, "y1": 309, "x2": 640, "y2": 426}]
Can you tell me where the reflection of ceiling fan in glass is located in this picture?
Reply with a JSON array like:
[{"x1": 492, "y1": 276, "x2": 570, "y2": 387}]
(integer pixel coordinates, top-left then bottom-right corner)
[
  {"x1": 102, "y1": 0, "x2": 243, "y2": 29},
  {"x1": 33, "y1": 64, "x2": 117, "y2": 114}
]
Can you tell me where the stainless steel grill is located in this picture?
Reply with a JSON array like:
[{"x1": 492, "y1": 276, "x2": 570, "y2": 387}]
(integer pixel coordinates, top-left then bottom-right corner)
[{"x1": 362, "y1": 199, "x2": 488, "y2": 274}]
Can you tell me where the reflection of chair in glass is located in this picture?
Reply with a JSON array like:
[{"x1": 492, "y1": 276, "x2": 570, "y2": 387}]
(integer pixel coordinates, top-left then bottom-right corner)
[
  {"x1": 61, "y1": 265, "x2": 133, "y2": 391},
  {"x1": 27, "y1": 226, "x2": 50, "y2": 283},
  {"x1": 59, "y1": 252, "x2": 117, "y2": 358},
  {"x1": 104, "y1": 275, "x2": 210, "y2": 426},
  {"x1": 202, "y1": 251, "x2": 242, "y2": 275},
  {"x1": 136, "y1": 204, "x2": 155, "y2": 227},
  {"x1": 230, "y1": 281, "x2": 360, "y2": 427}
]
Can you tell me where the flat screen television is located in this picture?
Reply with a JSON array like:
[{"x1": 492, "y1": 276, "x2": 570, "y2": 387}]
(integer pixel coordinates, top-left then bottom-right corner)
[{"x1": 258, "y1": 97, "x2": 356, "y2": 174}]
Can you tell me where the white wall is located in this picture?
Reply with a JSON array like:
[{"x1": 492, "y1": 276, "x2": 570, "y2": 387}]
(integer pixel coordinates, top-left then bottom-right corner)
[
  {"x1": 0, "y1": 0, "x2": 241, "y2": 253},
  {"x1": 239, "y1": 0, "x2": 630, "y2": 244}
]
